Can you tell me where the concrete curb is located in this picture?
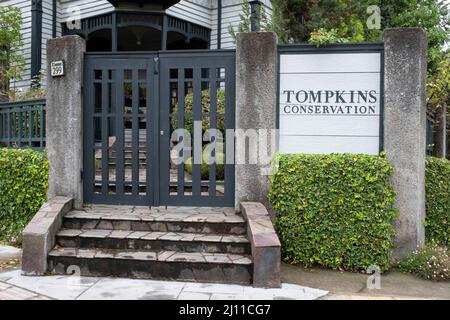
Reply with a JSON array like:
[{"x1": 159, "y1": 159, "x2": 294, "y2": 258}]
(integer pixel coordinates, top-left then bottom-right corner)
[
  {"x1": 21, "y1": 197, "x2": 74, "y2": 275},
  {"x1": 240, "y1": 202, "x2": 281, "y2": 288}
]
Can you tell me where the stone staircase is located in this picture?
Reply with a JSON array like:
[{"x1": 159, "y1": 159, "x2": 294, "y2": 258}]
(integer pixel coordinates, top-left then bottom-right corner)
[{"x1": 47, "y1": 206, "x2": 253, "y2": 284}]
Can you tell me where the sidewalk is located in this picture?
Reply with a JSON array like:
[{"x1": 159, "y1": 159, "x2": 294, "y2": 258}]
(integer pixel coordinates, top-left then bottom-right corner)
[
  {"x1": 1, "y1": 245, "x2": 448, "y2": 300},
  {"x1": 281, "y1": 263, "x2": 450, "y2": 300},
  {"x1": 0, "y1": 269, "x2": 328, "y2": 300}
]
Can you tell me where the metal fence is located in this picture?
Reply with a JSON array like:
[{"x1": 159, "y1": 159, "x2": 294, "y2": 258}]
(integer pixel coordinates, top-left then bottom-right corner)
[{"x1": 0, "y1": 99, "x2": 46, "y2": 151}]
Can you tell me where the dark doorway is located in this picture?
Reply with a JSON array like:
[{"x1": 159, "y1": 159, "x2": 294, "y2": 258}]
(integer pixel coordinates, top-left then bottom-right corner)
[
  {"x1": 118, "y1": 26, "x2": 162, "y2": 51},
  {"x1": 87, "y1": 29, "x2": 112, "y2": 52},
  {"x1": 167, "y1": 31, "x2": 208, "y2": 50}
]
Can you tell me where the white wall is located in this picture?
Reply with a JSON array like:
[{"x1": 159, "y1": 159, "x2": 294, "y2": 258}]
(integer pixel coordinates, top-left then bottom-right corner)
[{"x1": 211, "y1": 0, "x2": 272, "y2": 49}]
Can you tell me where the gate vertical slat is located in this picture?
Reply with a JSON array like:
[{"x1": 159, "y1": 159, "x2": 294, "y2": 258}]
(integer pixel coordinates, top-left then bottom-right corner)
[
  {"x1": 131, "y1": 69, "x2": 139, "y2": 195},
  {"x1": 116, "y1": 68, "x2": 125, "y2": 195},
  {"x1": 83, "y1": 62, "x2": 94, "y2": 200},
  {"x1": 192, "y1": 68, "x2": 202, "y2": 197},
  {"x1": 101, "y1": 69, "x2": 109, "y2": 195},
  {"x1": 208, "y1": 75, "x2": 217, "y2": 197},
  {"x1": 146, "y1": 61, "x2": 153, "y2": 202},
  {"x1": 159, "y1": 58, "x2": 169, "y2": 205},
  {"x1": 177, "y1": 68, "x2": 185, "y2": 196},
  {"x1": 224, "y1": 59, "x2": 236, "y2": 200},
  {"x1": 151, "y1": 58, "x2": 159, "y2": 204}
]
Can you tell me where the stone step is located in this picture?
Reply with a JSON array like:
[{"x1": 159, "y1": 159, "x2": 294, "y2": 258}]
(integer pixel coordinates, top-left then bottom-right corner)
[
  {"x1": 63, "y1": 208, "x2": 247, "y2": 235},
  {"x1": 48, "y1": 247, "x2": 252, "y2": 284},
  {"x1": 97, "y1": 163, "x2": 146, "y2": 169},
  {"x1": 56, "y1": 229, "x2": 250, "y2": 254},
  {"x1": 109, "y1": 151, "x2": 147, "y2": 156},
  {"x1": 114, "y1": 155, "x2": 147, "y2": 160},
  {"x1": 123, "y1": 143, "x2": 147, "y2": 148}
]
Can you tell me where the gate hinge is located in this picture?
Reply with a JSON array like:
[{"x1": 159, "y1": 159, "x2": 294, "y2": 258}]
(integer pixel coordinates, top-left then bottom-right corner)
[
  {"x1": 80, "y1": 170, "x2": 84, "y2": 181},
  {"x1": 80, "y1": 85, "x2": 83, "y2": 96},
  {"x1": 154, "y1": 57, "x2": 159, "y2": 75}
]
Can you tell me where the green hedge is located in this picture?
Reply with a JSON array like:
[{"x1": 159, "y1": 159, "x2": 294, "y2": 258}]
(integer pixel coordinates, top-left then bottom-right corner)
[
  {"x1": 171, "y1": 89, "x2": 225, "y2": 135},
  {"x1": 0, "y1": 149, "x2": 48, "y2": 244},
  {"x1": 268, "y1": 154, "x2": 397, "y2": 271},
  {"x1": 425, "y1": 157, "x2": 450, "y2": 246},
  {"x1": 185, "y1": 150, "x2": 225, "y2": 180}
]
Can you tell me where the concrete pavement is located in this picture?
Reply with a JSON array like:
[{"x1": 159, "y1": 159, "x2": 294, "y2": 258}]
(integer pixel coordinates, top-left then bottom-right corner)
[
  {"x1": 0, "y1": 269, "x2": 328, "y2": 300},
  {"x1": 281, "y1": 263, "x2": 450, "y2": 300}
]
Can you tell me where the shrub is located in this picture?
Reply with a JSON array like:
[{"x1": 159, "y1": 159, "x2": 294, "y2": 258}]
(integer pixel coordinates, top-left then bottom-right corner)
[
  {"x1": 185, "y1": 150, "x2": 225, "y2": 180},
  {"x1": 425, "y1": 157, "x2": 450, "y2": 246},
  {"x1": 0, "y1": 148, "x2": 48, "y2": 244},
  {"x1": 171, "y1": 89, "x2": 225, "y2": 136},
  {"x1": 398, "y1": 243, "x2": 450, "y2": 281},
  {"x1": 268, "y1": 153, "x2": 397, "y2": 271}
]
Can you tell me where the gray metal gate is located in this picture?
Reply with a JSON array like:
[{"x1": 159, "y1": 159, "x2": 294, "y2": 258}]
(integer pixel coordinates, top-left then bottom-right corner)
[{"x1": 83, "y1": 50, "x2": 235, "y2": 207}]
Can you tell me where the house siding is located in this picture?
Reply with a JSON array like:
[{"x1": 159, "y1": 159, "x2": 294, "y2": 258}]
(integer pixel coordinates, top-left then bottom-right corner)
[
  {"x1": 167, "y1": 0, "x2": 212, "y2": 29},
  {"x1": 59, "y1": 0, "x2": 113, "y2": 21},
  {"x1": 40, "y1": 0, "x2": 55, "y2": 86},
  {"x1": 2, "y1": 0, "x2": 272, "y2": 91},
  {"x1": 58, "y1": 0, "x2": 212, "y2": 28},
  {"x1": 1, "y1": 0, "x2": 32, "y2": 90},
  {"x1": 211, "y1": 0, "x2": 272, "y2": 49}
]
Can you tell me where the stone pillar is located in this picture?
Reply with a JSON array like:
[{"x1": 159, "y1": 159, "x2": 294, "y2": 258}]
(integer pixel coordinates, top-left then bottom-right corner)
[
  {"x1": 383, "y1": 28, "x2": 427, "y2": 259},
  {"x1": 235, "y1": 32, "x2": 277, "y2": 210},
  {"x1": 46, "y1": 35, "x2": 85, "y2": 208}
]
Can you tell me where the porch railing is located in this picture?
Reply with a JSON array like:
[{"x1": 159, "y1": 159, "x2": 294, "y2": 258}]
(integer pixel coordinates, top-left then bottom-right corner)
[{"x1": 0, "y1": 99, "x2": 46, "y2": 151}]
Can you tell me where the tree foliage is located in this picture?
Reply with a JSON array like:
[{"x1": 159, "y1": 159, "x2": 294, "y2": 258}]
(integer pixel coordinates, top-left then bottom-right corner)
[
  {"x1": 427, "y1": 51, "x2": 450, "y2": 111},
  {"x1": 270, "y1": 0, "x2": 449, "y2": 149},
  {"x1": 271, "y1": 0, "x2": 382, "y2": 43},
  {"x1": 228, "y1": 0, "x2": 273, "y2": 42},
  {"x1": 0, "y1": 6, "x2": 25, "y2": 99},
  {"x1": 271, "y1": 0, "x2": 449, "y2": 75}
]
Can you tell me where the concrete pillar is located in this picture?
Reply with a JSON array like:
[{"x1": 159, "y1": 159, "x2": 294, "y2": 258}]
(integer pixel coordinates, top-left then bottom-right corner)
[
  {"x1": 235, "y1": 32, "x2": 277, "y2": 210},
  {"x1": 46, "y1": 35, "x2": 85, "y2": 208},
  {"x1": 383, "y1": 28, "x2": 427, "y2": 259}
]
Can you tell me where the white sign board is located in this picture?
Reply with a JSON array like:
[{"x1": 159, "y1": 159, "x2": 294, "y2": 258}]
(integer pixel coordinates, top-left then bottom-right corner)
[
  {"x1": 278, "y1": 52, "x2": 382, "y2": 155},
  {"x1": 50, "y1": 61, "x2": 65, "y2": 77}
]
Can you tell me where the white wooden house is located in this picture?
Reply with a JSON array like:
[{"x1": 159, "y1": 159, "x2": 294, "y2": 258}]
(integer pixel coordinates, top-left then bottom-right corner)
[{"x1": 1, "y1": 0, "x2": 272, "y2": 90}]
